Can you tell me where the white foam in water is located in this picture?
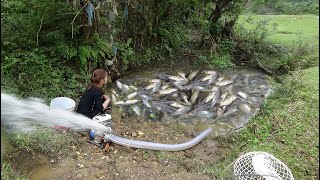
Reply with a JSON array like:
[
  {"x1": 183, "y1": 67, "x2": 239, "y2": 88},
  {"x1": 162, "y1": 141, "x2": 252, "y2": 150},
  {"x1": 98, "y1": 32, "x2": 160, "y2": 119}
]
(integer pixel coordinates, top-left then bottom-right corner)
[{"x1": 1, "y1": 93, "x2": 111, "y2": 134}]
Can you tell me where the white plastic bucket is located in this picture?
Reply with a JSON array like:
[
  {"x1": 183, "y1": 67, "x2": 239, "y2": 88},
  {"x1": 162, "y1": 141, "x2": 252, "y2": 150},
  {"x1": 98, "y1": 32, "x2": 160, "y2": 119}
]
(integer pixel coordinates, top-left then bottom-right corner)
[{"x1": 50, "y1": 97, "x2": 76, "y2": 111}]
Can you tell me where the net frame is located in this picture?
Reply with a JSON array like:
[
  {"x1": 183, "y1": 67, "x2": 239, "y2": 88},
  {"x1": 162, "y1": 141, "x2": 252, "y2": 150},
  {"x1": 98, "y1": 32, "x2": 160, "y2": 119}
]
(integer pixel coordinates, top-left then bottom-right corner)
[{"x1": 233, "y1": 151, "x2": 295, "y2": 180}]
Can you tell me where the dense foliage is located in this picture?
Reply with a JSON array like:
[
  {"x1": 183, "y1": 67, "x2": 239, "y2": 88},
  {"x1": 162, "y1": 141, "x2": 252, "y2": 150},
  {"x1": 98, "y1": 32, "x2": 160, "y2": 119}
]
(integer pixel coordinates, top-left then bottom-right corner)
[{"x1": 1, "y1": 0, "x2": 317, "y2": 100}]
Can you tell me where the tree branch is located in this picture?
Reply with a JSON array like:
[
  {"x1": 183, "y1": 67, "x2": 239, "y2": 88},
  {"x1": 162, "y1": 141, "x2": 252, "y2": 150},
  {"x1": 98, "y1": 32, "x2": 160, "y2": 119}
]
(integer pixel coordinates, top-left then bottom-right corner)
[
  {"x1": 71, "y1": 1, "x2": 89, "y2": 39},
  {"x1": 37, "y1": 9, "x2": 48, "y2": 44}
]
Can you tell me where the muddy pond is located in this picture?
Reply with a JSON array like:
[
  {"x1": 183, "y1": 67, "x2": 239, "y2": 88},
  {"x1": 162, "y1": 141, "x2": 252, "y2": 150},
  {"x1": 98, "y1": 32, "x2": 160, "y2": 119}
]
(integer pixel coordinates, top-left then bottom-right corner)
[{"x1": 109, "y1": 67, "x2": 272, "y2": 137}]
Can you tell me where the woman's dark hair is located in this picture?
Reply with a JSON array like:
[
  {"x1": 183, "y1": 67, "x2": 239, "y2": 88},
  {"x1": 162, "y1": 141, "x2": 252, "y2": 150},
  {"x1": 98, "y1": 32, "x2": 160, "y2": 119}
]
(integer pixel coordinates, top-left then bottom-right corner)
[{"x1": 87, "y1": 69, "x2": 108, "y2": 89}]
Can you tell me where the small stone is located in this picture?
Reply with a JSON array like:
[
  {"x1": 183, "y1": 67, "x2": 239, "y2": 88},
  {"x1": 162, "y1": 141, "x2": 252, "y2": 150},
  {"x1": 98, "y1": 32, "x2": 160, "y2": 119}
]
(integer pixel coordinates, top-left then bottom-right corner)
[
  {"x1": 50, "y1": 160, "x2": 55, "y2": 163},
  {"x1": 131, "y1": 131, "x2": 138, "y2": 137},
  {"x1": 158, "y1": 159, "x2": 169, "y2": 166},
  {"x1": 78, "y1": 164, "x2": 85, "y2": 169},
  {"x1": 206, "y1": 140, "x2": 217, "y2": 148},
  {"x1": 71, "y1": 146, "x2": 77, "y2": 151},
  {"x1": 137, "y1": 131, "x2": 144, "y2": 136},
  {"x1": 95, "y1": 170, "x2": 105, "y2": 178},
  {"x1": 76, "y1": 151, "x2": 81, "y2": 155},
  {"x1": 84, "y1": 153, "x2": 88, "y2": 156}
]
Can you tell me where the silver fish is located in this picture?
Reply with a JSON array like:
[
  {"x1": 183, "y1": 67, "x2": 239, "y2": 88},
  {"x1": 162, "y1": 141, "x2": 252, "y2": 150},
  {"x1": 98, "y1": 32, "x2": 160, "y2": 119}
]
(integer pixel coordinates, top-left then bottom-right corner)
[
  {"x1": 127, "y1": 92, "x2": 138, "y2": 99},
  {"x1": 132, "y1": 105, "x2": 141, "y2": 116},
  {"x1": 204, "y1": 87, "x2": 219, "y2": 103},
  {"x1": 116, "y1": 81, "x2": 124, "y2": 91},
  {"x1": 180, "y1": 93, "x2": 189, "y2": 104},
  {"x1": 201, "y1": 74, "x2": 214, "y2": 82},
  {"x1": 194, "y1": 110, "x2": 216, "y2": 118},
  {"x1": 172, "y1": 106, "x2": 192, "y2": 116},
  {"x1": 219, "y1": 95, "x2": 237, "y2": 107},
  {"x1": 237, "y1": 91, "x2": 248, "y2": 100},
  {"x1": 202, "y1": 70, "x2": 218, "y2": 75},
  {"x1": 177, "y1": 71, "x2": 187, "y2": 78},
  {"x1": 170, "y1": 102, "x2": 185, "y2": 108},
  {"x1": 238, "y1": 103, "x2": 251, "y2": 114},
  {"x1": 114, "y1": 99, "x2": 140, "y2": 105},
  {"x1": 207, "y1": 74, "x2": 218, "y2": 85},
  {"x1": 190, "y1": 89, "x2": 200, "y2": 104},
  {"x1": 192, "y1": 86, "x2": 208, "y2": 92},
  {"x1": 145, "y1": 82, "x2": 158, "y2": 90},
  {"x1": 223, "y1": 105, "x2": 238, "y2": 117},
  {"x1": 140, "y1": 95, "x2": 152, "y2": 108},
  {"x1": 159, "y1": 88, "x2": 178, "y2": 95},
  {"x1": 187, "y1": 70, "x2": 199, "y2": 81},
  {"x1": 151, "y1": 82, "x2": 161, "y2": 94},
  {"x1": 167, "y1": 75, "x2": 186, "y2": 82},
  {"x1": 216, "y1": 79, "x2": 233, "y2": 86},
  {"x1": 129, "y1": 85, "x2": 138, "y2": 91},
  {"x1": 148, "y1": 79, "x2": 161, "y2": 83},
  {"x1": 217, "y1": 107, "x2": 224, "y2": 117},
  {"x1": 160, "y1": 84, "x2": 170, "y2": 91}
]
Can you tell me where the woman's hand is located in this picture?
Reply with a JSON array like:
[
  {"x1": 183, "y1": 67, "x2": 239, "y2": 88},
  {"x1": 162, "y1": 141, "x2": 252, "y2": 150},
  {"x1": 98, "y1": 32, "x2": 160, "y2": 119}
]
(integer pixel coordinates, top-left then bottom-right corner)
[
  {"x1": 102, "y1": 95, "x2": 111, "y2": 110},
  {"x1": 102, "y1": 95, "x2": 110, "y2": 101}
]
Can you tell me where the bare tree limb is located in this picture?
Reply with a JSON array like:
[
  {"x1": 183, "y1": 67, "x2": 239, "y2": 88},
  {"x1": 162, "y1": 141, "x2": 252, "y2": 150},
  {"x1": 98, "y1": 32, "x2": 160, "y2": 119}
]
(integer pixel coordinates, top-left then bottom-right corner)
[
  {"x1": 37, "y1": 9, "x2": 48, "y2": 44},
  {"x1": 71, "y1": 1, "x2": 89, "y2": 39}
]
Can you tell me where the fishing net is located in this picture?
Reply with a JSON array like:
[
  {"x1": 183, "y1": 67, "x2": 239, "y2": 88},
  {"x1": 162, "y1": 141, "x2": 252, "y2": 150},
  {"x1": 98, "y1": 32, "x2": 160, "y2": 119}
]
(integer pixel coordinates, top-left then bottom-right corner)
[{"x1": 233, "y1": 151, "x2": 295, "y2": 180}]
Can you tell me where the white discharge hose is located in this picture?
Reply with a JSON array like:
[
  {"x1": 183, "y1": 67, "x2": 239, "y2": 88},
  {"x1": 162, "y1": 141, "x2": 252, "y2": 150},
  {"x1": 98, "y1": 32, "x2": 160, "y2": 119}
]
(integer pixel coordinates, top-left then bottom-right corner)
[{"x1": 104, "y1": 127, "x2": 212, "y2": 151}]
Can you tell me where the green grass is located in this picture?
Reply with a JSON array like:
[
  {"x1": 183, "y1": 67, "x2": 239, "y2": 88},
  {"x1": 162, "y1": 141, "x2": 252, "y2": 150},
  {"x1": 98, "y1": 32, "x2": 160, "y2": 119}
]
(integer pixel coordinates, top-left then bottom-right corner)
[
  {"x1": 204, "y1": 66, "x2": 319, "y2": 179},
  {"x1": 238, "y1": 15, "x2": 319, "y2": 48}
]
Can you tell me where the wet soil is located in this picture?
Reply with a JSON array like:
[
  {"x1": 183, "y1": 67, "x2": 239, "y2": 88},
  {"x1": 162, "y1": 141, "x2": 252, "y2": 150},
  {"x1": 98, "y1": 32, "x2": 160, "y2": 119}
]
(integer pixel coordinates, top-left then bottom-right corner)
[{"x1": 23, "y1": 116, "x2": 230, "y2": 180}]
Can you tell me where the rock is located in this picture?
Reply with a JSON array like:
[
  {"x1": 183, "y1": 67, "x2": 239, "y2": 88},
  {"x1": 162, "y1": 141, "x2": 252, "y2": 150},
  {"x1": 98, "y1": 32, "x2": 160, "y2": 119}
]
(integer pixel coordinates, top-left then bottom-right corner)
[
  {"x1": 95, "y1": 170, "x2": 105, "y2": 178},
  {"x1": 158, "y1": 159, "x2": 169, "y2": 166},
  {"x1": 131, "y1": 131, "x2": 138, "y2": 137},
  {"x1": 76, "y1": 151, "x2": 81, "y2": 155},
  {"x1": 78, "y1": 164, "x2": 85, "y2": 169},
  {"x1": 70, "y1": 146, "x2": 77, "y2": 151},
  {"x1": 137, "y1": 131, "x2": 144, "y2": 136},
  {"x1": 206, "y1": 140, "x2": 217, "y2": 148},
  {"x1": 102, "y1": 156, "x2": 110, "y2": 161},
  {"x1": 50, "y1": 159, "x2": 55, "y2": 163}
]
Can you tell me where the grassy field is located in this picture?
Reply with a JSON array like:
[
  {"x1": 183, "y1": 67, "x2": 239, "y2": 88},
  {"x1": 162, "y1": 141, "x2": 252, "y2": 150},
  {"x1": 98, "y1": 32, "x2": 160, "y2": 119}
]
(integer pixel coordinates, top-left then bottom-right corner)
[
  {"x1": 238, "y1": 14, "x2": 319, "y2": 48},
  {"x1": 208, "y1": 15, "x2": 319, "y2": 179}
]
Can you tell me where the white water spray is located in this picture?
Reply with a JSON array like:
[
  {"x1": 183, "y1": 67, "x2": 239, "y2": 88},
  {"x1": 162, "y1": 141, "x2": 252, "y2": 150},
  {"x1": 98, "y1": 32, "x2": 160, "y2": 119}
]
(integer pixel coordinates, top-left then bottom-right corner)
[{"x1": 1, "y1": 93, "x2": 111, "y2": 133}]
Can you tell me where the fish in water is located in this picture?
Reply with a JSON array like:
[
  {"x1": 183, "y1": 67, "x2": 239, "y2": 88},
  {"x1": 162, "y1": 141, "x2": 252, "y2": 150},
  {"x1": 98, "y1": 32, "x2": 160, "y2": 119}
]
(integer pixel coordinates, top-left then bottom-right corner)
[
  {"x1": 167, "y1": 75, "x2": 187, "y2": 82},
  {"x1": 204, "y1": 87, "x2": 219, "y2": 103},
  {"x1": 145, "y1": 82, "x2": 159, "y2": 90},
  {"x1": 116, "y1": 81, "x2": 130, "y2": 93},
  {"x1": 187, "y1": 70, "x2": 199, "y2": 81},
  {"x1": 202, "y1": 70, "x2": 218, "y2": 75},
  {"x1": 194, "y1": 110, "x2": 216, "y2": 119},
  {"x1": 159, "y1": 88, "x2": 178, "y2": 95},
  {"x1": 177, "y1": 71, "x2": 187, "y2": 78},
  {"x1": 132, "y1": 105, "x2": 141, "y2": 116},
  {"x1": 170, "y1": 101, "x2": 185, "y2": 108},
  {"x1": 180, "y1": 92, "x2": 190, "y2": 104},
  {"x1": 223, "y1": 105, "x2": 238, "y2": 117},
  {"x1": 219, "y1": 95, "x2": 237, "y2": 107},
  {"x1": 237, "y1": 91, "x2": 248, "y2": 100},
  {"x1": 207, "y1": 74, "x2": 218, "y2": 85},
  {"x1": 190, "y1": 89, "x2": 200, "y2": 104},
  {"x1": 127, "y1": 92, "x2": 138, "y2": 99},
  {"x1": 201, "y1": 74, "x2": 214, "y2": 82},
  {"x1": 216, "y1": 79, "x2": 233, "y2": 87},
  {"x1": 151, "y1": 82, "x2": 161, "y2": 94},
  {"x1": 114, "y1": 99, "x2": 140, "y2": 105},
  {"x1": 238, "y1": 103, "x2": 251, "y2": 114},
  {"x1": 172, "y1": 106, "x2": 192, "y2": 116},
  {"x1": 148, "y1": 79, "x2": 161, "y2": 83}
]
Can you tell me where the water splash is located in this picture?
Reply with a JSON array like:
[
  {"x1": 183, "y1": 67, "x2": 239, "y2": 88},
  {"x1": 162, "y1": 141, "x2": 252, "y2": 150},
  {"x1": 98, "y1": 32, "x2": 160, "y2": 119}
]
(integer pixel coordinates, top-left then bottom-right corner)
[{"x1": 1, "y1": 93, "x2": 111, "y2": 134}]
